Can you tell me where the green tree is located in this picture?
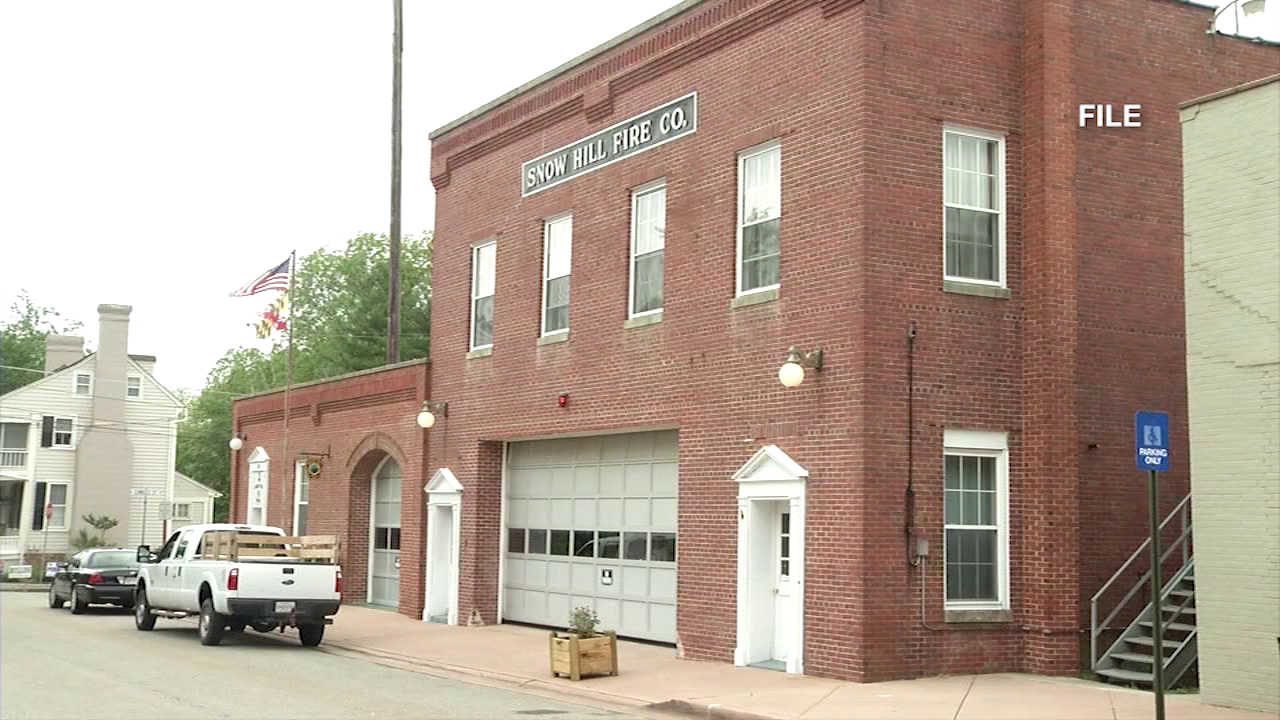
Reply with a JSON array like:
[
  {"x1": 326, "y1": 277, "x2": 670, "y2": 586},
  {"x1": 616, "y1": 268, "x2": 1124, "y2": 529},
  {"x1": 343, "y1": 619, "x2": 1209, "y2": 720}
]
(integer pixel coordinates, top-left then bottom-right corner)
[
  {"x1": 176, "y1": 232, "x2": 430, "y2": 520},
  {"x1": 0, "y1": 291, "x2": 83, "y2": 396}
]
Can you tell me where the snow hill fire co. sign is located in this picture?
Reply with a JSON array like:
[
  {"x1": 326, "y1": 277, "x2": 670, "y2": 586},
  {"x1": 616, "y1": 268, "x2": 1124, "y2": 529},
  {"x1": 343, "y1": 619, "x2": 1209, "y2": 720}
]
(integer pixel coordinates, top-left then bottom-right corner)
[{"x1": 521, "y1": 93, "x2": 697, "y2": 197}]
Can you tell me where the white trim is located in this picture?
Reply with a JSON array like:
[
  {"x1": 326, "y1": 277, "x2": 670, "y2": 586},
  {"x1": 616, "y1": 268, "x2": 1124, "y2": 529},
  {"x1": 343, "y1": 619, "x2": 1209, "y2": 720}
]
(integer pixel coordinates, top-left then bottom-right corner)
[
  {"x1": 497, "y1": 443, "x2": 509, "y2": 624},
  {"x1": 46, "y1": 481, "x2": 71, "y2": 530},
  {"x1": 246, "y1": 447, "x2": 269, "y2": 526},
  {"x1": 423, "y1": 467, "x2": 463, "y2": 625},
  {"x1": 942, "y1": 429, "x2": 1010, "y2": 612},
  {"x1": 292, "y1": 460, "x2": 307, "y2": 536},
  {"x1": 73, "y1": 372, "x2": 92, "y2": 397},
  {"x1": 733, "y1": 445, "x2": 806, "y2": 675},
  {"x1": 735, "y1": 140, "x2": 782, "y2": 298},
  {"x1": 172, "y1": 502, "x2": 192, "y2": 521},
  {"x1": 126, "y1": 375, "x2": 142, "y2": 399},
  {"x1": 51, "y1": 415, "x2": 77, "y2": 449},
  {"x1": 628, "y1": 179, "x2": 667, "y2": 319},
  {"x1": 470, "y1": 240, "x2": 497, "y2": 352},
  {"x1": 942, "y1": 126, "x2": 1007, "y2": 288},
  {"x1": 541, "y1": 214, "x2": 573, "y2": 337},
  {"x1": 368, "y1": 455, "x2": 391, "y2": 605}
]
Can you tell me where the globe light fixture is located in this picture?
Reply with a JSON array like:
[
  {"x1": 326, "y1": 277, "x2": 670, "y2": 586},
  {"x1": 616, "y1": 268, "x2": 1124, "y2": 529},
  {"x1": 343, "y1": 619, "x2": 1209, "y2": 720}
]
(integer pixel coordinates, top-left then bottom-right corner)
[
  {"x1": 417, "y1": 401, "x2": 448, "y2": 429},
  {"x1": 229, "y1": 435, "x2": 244, "y2": 451},
  {"x1": 778, "y1": 346, "x2": 824, "y2": 388}
]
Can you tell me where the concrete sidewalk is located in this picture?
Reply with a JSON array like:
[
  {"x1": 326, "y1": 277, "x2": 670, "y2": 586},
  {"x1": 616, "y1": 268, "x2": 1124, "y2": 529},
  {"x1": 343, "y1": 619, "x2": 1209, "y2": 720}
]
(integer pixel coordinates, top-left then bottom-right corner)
[{"x1": 277, "y1": 604, "x2": 1271, "y2": 720}]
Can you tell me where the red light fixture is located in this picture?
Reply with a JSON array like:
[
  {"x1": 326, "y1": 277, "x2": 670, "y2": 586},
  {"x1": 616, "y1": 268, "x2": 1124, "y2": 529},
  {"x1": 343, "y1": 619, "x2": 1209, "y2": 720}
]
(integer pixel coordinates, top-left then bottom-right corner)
[
  {"x1": 335, "y1": 570, "x2": 343, "y2": 594},
  {"x1": 557, "y1": 393, "x2": 569, "y2": 408},
  {"x1": 227, "y1": 567, "x2": 240, "y2": 591},
  {"x1": 86, "y1": 573, "x2": 104, "y2": 585}
]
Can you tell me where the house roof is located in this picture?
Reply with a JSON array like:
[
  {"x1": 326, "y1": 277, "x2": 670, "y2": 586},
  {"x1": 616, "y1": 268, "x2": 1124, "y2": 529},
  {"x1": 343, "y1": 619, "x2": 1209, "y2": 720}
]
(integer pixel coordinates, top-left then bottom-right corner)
[{"x1": 175, "y1": 471, "x2": 223, "y2": 498}]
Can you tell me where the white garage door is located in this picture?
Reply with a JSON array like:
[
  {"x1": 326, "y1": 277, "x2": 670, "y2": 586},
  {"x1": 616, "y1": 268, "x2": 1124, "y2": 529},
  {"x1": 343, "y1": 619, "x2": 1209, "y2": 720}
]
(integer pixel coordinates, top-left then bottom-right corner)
[{"x1": 504, "y1": 431, "x2": 677, "y2": 643}]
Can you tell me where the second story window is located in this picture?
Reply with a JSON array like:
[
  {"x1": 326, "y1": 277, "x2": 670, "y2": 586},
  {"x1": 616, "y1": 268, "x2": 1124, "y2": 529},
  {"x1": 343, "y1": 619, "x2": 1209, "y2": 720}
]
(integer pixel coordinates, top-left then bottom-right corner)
[
  {"x1": 127, "y1": 376, "x2": 141, "y2": 398},
  {"x1": 471, "y1": 241, "x2": 496, "y2": 350},
  {"x1": 737, "y1": 141, "x2": 781, "y2": 296},
  {"x1": 542, "y1": 215, "x2": 572, "y2": 336},
  {"x1": 944, "y1": 128, "x2": 1005, "y2": 286},
  {"x1": 41, "y1": 416, "x2": 75, "y2": 448},
  {"x1": 74, "y1": 373, "x2": 91, "y2": 396},
  {"x1": 630, "y1": 182, "x2": 666, "y2": 317}
]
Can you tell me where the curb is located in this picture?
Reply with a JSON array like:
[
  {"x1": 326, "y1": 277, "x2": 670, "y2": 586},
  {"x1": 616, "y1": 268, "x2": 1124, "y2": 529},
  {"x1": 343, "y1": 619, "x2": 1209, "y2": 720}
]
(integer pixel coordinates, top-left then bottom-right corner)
[
  {"x1": 0, "y1": 584, "x2": 50, "y2": 593},
  {"x1": 647, "y1": 699, "x2": 789, "y2": 720}
]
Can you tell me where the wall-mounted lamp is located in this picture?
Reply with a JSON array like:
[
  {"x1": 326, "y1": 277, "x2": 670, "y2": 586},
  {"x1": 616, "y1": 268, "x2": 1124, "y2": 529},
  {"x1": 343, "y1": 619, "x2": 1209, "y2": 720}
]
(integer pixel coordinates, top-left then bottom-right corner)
[
  {"x1": 778, "y1": 346, "x2": 824, "y2": 388},
  {"x1": 229, "y1": 432, "x2": 247, "y2": 451},
  {"x1": 1210, "y1": 0, "x2": 1268, "y2": 35},
  {"x1": 416, "y1": 401, "x2": 448, "y2": 429}
]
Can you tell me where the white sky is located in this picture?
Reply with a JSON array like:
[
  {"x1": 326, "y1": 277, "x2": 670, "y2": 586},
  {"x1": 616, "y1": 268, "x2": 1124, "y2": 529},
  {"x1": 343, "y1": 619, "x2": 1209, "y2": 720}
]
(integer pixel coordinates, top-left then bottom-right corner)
[{"x1": 1, "y1": 1, "x2": 1275, "y2": 394}]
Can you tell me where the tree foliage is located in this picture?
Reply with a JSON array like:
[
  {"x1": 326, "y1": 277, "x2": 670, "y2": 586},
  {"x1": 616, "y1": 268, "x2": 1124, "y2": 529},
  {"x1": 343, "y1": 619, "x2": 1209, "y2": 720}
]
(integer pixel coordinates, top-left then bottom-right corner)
[
  {"x1": 0, "y1": 291, "x2": 83, "y2": 397},
  {"x1": 177, "y1": 232, "x2": 431, "y2": 520}
]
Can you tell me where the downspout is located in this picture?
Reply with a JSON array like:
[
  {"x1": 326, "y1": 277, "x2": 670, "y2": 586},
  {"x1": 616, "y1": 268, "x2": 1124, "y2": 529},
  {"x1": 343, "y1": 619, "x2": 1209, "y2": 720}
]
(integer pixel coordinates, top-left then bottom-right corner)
[{"x1": 905, "y1": 322, "x2": 917, "y2": 567}]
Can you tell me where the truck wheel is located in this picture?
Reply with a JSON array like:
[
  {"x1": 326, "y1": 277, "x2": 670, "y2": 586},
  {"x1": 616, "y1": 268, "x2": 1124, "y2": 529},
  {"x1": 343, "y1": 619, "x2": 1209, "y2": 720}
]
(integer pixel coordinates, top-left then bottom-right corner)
[
  {"x1": 48, "y1": 585, "x2": 63, "y2": 609},
  {"x1": 69, "y1": 588, "x2": 85, "y2": 615},
  {"x1": 198, "y1": 599, "x2": 225, "y2": 646},
  {"x1": 134, "y1": 587, "x2": 156, "y2": 631},
  {"x1": 298, "y1": 623, "x2": 325, "y2": 647}
]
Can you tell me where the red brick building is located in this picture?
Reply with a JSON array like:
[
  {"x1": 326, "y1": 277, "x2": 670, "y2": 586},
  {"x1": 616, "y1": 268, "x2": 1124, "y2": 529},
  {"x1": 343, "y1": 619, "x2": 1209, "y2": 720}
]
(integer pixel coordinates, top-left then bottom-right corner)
[
  {"x1": 229, "y1": 360, "x2": 428, "y2": 615},
  {"x1": 232, "y1": 0, "x2": 1278, "y2": 684}
]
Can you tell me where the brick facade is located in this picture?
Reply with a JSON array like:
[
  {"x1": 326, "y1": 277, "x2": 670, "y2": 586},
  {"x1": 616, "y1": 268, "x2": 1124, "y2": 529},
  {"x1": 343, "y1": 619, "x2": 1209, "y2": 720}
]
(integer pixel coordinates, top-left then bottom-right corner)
[
  {"x1": 425, "y1": 0, "x2": 1279, "y2": 683},
  {"x1": 229, "y1": 360, "x2": 428, "y2": 616}
]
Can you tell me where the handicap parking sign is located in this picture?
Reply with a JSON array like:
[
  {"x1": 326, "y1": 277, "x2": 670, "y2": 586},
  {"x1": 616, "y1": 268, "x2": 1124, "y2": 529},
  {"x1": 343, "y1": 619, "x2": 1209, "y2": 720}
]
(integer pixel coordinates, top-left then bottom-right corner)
[{"x1": 1134, "y1": 411, "x2": 1170, "y2": 472}]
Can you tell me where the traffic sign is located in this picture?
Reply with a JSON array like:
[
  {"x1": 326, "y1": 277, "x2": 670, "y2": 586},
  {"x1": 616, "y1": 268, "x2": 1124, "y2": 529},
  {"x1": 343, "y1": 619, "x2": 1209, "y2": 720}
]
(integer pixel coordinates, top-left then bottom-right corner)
[
  {"x1": 1134, "y1": 411, "x2": 1170, "y2": 472},
  {"x1": 129, "y1": 488, "x2": 166, "y2": 497}
]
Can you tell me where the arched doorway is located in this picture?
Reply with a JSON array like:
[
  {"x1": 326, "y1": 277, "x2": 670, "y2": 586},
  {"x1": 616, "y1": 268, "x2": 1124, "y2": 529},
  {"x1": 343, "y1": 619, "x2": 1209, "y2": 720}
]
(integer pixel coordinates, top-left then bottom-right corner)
[{"x1": 368, "y1": 456, "x2": 402, "y2": 607}]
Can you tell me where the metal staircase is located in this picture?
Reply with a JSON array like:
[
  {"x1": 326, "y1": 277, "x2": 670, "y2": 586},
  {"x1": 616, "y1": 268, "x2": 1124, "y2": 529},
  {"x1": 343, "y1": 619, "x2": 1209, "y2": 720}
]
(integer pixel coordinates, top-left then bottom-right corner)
[{"x1": 1090, "y1": 494, "x2": 1197, "y2": 688}]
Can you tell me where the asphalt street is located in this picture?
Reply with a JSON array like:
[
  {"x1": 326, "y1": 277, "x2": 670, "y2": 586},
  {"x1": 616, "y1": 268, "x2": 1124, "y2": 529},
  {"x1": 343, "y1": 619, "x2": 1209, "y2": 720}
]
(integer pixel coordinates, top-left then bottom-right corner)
[{"x1": 0, "y1": 591, "x2": 639, "y2": 720}]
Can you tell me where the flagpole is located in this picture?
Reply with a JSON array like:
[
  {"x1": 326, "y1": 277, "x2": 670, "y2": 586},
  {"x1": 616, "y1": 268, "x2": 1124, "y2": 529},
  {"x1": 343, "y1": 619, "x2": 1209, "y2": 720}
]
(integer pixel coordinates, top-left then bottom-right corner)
[{"x1": 281, "y1": 249, "x2": 296, "y2": 532}]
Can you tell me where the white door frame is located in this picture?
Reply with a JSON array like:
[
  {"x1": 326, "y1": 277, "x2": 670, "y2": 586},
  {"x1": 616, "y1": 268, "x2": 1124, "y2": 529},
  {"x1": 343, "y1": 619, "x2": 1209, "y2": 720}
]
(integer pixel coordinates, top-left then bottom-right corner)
[
  {"x1": 367, "y1": 455, "x2": 401, "y2": 606},
  {"x1": 732, "y1": 445, "x2": 807, "y2": 675},
  {"x1": 423, "y1": 468, "x2": 463, "y2": 624}
]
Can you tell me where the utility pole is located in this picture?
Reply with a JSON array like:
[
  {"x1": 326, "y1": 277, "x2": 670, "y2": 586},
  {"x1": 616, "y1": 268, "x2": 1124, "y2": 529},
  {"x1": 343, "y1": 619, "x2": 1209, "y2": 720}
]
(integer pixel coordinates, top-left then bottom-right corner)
[{"x1": 386, "y1": 0, "x2": 403, "y2": 365}]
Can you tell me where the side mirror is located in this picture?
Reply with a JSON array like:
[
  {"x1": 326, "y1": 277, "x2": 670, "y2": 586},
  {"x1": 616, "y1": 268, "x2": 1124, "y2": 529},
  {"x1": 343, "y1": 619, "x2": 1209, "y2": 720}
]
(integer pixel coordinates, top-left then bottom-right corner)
[
  {"x1": 136, "y1": 545, "x2": 157, "y2": 564},
  {"x1": 57, "y1": 562, "x2": 68, "y2": 570}
]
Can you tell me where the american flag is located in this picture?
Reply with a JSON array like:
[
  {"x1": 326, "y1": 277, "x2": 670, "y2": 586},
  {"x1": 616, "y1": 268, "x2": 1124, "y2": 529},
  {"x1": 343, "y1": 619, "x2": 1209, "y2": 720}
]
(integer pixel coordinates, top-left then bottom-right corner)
[{"x1": 229, "y1": 258, "x2": 291, "y2": 297}]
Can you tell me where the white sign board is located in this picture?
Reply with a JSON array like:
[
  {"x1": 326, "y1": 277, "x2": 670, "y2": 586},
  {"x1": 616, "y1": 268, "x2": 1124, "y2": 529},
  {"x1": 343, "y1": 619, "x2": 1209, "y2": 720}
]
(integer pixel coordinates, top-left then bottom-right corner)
[
  {"x1": 45, "y1": 562, "x2": 59, "y2": 578},
  {"x1": 6, "y1": 564, "x2": 32, "y2": 580},
  {"x1": 129, "y1": 488, "x2": 166, "y2": 497}
]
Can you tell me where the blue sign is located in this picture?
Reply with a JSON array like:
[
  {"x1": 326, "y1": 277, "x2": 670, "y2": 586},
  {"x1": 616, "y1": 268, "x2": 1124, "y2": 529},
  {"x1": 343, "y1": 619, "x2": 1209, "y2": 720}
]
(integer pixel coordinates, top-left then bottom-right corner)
[{"x1": 1135, "y1": 411, "x2": 1170, "y2": 472}]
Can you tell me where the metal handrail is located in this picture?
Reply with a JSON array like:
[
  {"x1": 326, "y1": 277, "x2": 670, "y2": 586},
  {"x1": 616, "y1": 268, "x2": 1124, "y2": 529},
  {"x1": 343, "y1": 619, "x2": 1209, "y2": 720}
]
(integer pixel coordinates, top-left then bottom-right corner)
[{"x1": 1090, "y1": 493, "x2": 1193, "y2": 669}]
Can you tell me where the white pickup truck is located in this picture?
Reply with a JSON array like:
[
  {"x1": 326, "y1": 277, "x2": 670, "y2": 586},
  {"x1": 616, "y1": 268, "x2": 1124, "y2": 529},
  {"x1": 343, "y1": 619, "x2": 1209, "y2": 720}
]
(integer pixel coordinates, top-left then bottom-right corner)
[{"x1": 133, "y1": 523, "x2": 342, "y2": 647}]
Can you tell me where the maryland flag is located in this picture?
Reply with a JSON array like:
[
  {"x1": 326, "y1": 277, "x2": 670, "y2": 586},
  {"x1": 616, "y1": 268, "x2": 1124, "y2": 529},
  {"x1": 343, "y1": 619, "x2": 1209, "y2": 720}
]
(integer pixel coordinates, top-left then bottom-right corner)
[{"x1": 254, "y1": 292, "x2": 288, "y2": 339}]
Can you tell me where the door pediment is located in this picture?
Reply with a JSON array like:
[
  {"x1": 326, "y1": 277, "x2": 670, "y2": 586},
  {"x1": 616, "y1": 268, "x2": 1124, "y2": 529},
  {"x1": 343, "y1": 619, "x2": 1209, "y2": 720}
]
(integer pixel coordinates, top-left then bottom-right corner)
[
  {"x1": 425, "y1": 467, "x2": 463, "y2": 495},
  {"x1": 732, "y1": 445, "x2": 808, "y2": 484}
]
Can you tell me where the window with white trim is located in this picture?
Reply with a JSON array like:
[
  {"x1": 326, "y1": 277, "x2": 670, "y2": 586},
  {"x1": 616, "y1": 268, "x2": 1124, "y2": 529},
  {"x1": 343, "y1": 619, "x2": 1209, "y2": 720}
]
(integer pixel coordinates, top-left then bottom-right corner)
[
  {"x1": 74, "y1": 373, "x2": 91, "y2": 396},
  {"x1": 542, "y1": 215, "x2": 572, "y2": 335},
  {"x1": 47, "y1": 483, "x2": 69, "y2": 529},
  {"x1": 630, "y1": 182, "x2": 666, "y2": 317},
  {"x1": 943, "y1": 430, "x2": 1009, "y2": 609},
  {"x1": 126, "y1": 376, "x2": 141, "y2": 398},
  {"x1": 53, "y1": 417, "x2": 74, "y2": 448},
  {"x1": 470, "y1": 241, "x2": 496, "y2": 350},
  {"x1": 294, "y1": 461, "x2": 309, "y2": 535},
  {"x1": 172, "y1": 502, "x2": 191, "y2": 520},
  {"x1": 737, "y1": 141, "x2": 781, "y2": 295},
  {"x1": 943, "y1": 128, "x2": 1005, "y2": 285}
]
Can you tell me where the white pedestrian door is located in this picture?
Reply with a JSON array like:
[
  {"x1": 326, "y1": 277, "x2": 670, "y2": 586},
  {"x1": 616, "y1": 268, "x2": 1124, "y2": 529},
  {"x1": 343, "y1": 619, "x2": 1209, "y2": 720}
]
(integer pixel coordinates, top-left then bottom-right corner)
[
  {"x1": 771, "y1": 507, "x2": 794, "y2": 663},
  {"x1": 370, "y1": 458, "x2": 402, "y2": 607}
]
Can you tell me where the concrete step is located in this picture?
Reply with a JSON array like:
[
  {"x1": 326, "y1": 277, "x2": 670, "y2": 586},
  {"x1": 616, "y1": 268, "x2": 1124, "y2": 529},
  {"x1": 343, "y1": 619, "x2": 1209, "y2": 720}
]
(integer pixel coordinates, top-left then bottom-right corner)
[
  {"x1": 1162, "y1": 604, "x2": 1196, "y2": 615},
  {"x1": 1169, "y1": 588, "x2": 1194, "y2": 598},
  {"x1": 1098, "y1": 667, "x2": 1153, "y2": 684},
  {"x1": 1127, "y1": 636, "x2": 1183, "y2": 651},
  {"x1": 1111, "y1": 651, "x2": 1157, "y2": 665},
  {"x1": 1140, "y1": 620, "x2": 1195, "y2": 633}
]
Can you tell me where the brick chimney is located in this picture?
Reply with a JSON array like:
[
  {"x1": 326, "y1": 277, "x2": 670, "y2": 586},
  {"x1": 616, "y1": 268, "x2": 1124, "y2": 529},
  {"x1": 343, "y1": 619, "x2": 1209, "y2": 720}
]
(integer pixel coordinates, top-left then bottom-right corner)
[
  {"x1": 73, "y1": 305, "x2": 135, "y2": 545},
  {"x1": 44, "y1": 335, "x2": 85, "y2": 372}
]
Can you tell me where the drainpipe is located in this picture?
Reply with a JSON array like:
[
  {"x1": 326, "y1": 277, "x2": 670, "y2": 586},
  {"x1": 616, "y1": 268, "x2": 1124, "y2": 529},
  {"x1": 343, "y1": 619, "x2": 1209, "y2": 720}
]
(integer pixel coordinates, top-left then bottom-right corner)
[{"x1": 905, "y1": 322, "x2": 917, "y2": 567}]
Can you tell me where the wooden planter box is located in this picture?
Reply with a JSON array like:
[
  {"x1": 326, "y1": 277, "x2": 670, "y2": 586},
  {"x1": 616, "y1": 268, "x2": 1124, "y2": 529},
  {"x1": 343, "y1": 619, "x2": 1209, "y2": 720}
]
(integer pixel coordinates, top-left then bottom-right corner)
[{"x1": 549, "y1": 631, "x2": 618, "y2": 681}]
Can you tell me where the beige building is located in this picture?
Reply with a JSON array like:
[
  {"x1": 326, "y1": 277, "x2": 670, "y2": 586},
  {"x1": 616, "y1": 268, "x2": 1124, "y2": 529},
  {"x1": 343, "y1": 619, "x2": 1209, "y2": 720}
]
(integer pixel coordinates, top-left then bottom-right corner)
[
  {"x1": 0, "y1": 305, "x2": 185, "y2": 569},
  {"x1": 1181, "y1": 74, "x2": 1280, "y2": 715}
]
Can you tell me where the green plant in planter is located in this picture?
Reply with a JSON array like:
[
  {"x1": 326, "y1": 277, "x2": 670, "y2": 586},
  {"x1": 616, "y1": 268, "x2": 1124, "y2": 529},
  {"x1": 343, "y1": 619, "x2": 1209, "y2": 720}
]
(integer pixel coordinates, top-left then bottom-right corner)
[{"x1": 568, "y1": 606, "x2": 599, "y2": 638}]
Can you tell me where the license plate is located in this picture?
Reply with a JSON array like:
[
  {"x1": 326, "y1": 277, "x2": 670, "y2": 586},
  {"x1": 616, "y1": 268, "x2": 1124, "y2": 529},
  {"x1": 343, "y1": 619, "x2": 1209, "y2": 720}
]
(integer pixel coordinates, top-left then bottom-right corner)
[
  {"x1": 274, "y1": 601, "x2": 296, "y2": 613},
  {"x1": 120, "y1": 576, "x2": 137, "y2": 585}
]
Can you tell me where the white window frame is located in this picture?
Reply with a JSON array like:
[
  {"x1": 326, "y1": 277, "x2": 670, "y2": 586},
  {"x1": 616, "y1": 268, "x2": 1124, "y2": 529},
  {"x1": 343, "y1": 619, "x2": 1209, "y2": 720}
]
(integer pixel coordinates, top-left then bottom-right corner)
[
  {"x1": 629, "y1": 180, "x2": 667, "y2": 319},
  {"x1": 735, "y1": 140, "x2": 782, "y2": 297},
  {"x1": 47, "y1": 482, "x2": 70, "y2": 530},
  {"x1": 541, "y1": 214, "x2": 573, "y2": 337},
  {"x1": 293, "y1": 461, "x2": 308, "y2": 536},
  {"x1": 942, "y1": 126, "x2": 1006, "y2": 288},
  {"x1": 172, "y1": 502, "x2": 191, "y2": 521},
  {"x1": 126, "y1": 375, "x2": 142, "y2": 399},
  {"x1": 52, "y1": 416, "x2": 75, "y2": 449},
  {"x1": 942, "y1": 429, "x2": 1009, "y2": 611},
  {"x1": 74, "y1": 373, "x2": 91, "y2": 396},
  {"x1": 470, "y1": 240, "x2": 497, "y2": 351}
]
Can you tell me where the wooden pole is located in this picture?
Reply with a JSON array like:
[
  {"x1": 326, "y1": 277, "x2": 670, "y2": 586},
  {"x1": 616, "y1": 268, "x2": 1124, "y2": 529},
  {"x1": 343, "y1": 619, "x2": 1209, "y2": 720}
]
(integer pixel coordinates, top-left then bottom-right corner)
[{"x1": 386, "y1": 0, "x2": 403, "y2": 364}]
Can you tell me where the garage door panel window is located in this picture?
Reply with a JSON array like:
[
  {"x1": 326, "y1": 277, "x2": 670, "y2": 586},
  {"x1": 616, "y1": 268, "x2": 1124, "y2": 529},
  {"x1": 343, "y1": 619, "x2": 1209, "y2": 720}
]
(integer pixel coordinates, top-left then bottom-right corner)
[
  {"x1": 573, "y1": 530, "x2": 595, "y2": 557},
  {"x1": 528, "y1": 529, "x2": 548, "y2": 554},
  {"x1": 375, "y1": 527, "x2": 401, "y2": 551},
  {"x1": 624, "y1": 532, "x2": 648, "y2": 561},
  {"x1": 597, "y1": 531, "x2": 620, "y2": 559},
  {"x1": 650, "y1": 532, "x2": 676, "y2": 562},
  {"x1": 508, "y1": 528, "x2": 526, "y2": 553},
  {"x1": 550, "y1": 529, "x2": 571, "y2": 555}
]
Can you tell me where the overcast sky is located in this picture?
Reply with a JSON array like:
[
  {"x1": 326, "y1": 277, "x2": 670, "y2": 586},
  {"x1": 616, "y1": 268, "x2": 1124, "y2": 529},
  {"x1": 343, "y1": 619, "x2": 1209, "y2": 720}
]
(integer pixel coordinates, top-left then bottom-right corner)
[{"x1": 1, "y1": 1, "x2": 1276, "y2": 394}]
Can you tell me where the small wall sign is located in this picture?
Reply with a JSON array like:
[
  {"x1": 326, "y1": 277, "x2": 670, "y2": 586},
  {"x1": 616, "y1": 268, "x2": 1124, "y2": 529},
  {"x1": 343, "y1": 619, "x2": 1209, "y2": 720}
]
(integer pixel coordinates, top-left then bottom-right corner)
[
  {"x1": 521, "y1": 92, "x2": 697, "y2": 196},
  {"x1": 1079, "y1": 104, "x2": 1141, "y2": 127}
]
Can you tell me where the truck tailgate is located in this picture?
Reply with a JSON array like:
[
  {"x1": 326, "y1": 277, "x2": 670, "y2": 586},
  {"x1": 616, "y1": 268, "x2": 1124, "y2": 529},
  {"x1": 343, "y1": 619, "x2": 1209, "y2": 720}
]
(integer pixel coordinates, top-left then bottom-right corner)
[{"x1": 235, "y1": 562, "x2": 337, "y2": 600}]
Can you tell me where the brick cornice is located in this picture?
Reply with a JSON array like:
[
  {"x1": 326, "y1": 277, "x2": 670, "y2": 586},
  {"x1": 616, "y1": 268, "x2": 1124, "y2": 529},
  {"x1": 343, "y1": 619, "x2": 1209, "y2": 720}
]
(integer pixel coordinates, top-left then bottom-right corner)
[{"x1": 431, "y1": 0, "x2": 863, "y2": 191}]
